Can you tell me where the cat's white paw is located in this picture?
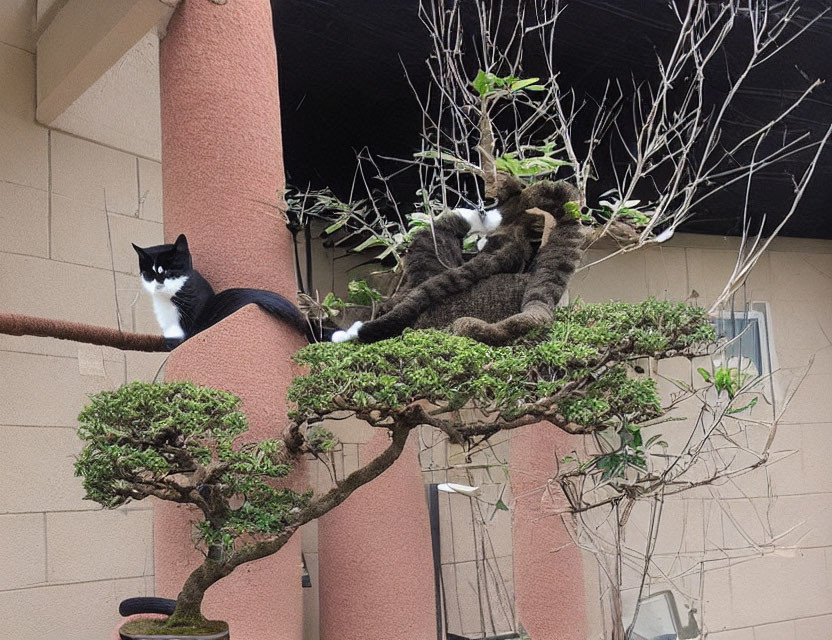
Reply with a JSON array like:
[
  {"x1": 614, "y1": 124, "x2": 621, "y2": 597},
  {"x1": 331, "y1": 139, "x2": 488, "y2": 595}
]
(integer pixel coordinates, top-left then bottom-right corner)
[
  {"x1": 454, "y1": 207, "x2": 502, "y2": 234},
  {"x1": 331, "y1": 321, "x2": 363, "y2": 343}
]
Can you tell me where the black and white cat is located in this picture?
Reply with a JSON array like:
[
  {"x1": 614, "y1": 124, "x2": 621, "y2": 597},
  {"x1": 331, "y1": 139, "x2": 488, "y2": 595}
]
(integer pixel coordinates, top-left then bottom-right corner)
[{"x1": 133, "y1": 234, "x2": 315, "y2": 349}]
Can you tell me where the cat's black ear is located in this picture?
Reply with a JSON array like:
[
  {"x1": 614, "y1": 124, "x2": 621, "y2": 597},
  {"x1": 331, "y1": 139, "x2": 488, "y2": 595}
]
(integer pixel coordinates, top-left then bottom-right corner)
[
  {"x1": 174, "y1": 234, "x2": 189, "y2": 253},
  {"x1": 132, "y1": 243, "x2": 147, "y2": 258}
]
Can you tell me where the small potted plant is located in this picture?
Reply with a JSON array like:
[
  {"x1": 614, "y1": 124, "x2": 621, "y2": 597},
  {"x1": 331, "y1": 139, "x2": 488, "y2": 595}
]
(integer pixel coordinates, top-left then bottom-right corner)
[{"x1": 75, "y1": 382, "x2": 336, "y2": 639}]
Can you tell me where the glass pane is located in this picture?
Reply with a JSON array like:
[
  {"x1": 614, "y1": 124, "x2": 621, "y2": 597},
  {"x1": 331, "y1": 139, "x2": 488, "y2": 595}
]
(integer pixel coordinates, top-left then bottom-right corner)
[{"x1": 713, "y1": 316, "x2": 762, "y2": 377}]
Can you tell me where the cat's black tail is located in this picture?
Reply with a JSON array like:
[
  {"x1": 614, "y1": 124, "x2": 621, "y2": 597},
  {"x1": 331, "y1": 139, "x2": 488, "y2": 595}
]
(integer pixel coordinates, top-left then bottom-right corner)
[{"x1": 193, "y1": 288, "x2": 332, "y2": 343}]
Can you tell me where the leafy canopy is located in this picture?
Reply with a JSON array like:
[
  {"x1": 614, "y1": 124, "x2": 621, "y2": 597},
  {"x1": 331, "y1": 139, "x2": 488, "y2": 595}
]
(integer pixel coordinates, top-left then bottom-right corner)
[
  {"x1": 76, "y1": 382, "x2": 312, "y2": 551},
  {"x1": 290, "y1": 300, "x2": 714, "y2": 429}
]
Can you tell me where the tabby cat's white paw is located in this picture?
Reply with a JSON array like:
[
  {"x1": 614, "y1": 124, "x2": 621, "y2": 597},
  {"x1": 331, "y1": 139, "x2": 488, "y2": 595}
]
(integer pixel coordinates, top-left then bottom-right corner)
[{"x1": 331, "y1": 321, "x2": 363, "y2": 343}]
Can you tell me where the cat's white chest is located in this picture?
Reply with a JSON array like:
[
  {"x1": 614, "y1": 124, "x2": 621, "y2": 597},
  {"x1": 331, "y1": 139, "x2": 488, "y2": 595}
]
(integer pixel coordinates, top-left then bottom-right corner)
[
  {"x1": 151, "y1": 296, "x2": 184, "y2": 338},
  {"x1": 143, "y1": 275, "x2": 188, "y2": 339}
]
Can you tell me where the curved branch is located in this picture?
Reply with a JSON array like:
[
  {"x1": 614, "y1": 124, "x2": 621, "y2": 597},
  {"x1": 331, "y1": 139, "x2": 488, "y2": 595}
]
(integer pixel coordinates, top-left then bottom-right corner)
[{"x1": 224, "y1": 420, "x2": 414, "y2": 572}]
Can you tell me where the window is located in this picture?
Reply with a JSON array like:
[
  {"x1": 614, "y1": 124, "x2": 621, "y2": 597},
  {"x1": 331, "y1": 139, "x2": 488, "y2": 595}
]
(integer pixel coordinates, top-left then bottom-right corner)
[{"x1": 712, "y1": 302, "x2": 775, "y2": 379}]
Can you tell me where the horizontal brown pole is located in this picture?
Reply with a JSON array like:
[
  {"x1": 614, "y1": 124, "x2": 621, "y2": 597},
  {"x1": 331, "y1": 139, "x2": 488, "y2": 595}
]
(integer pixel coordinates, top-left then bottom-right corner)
[{"x1": 0, "y1": 313, "x2": 167, "y2": 352}]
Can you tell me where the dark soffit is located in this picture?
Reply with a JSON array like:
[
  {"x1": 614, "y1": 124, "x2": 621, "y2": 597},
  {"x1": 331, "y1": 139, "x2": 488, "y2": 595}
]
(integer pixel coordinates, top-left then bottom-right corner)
[{"x1": 273, "y1": 0, "x2": 832, "y2": 239}]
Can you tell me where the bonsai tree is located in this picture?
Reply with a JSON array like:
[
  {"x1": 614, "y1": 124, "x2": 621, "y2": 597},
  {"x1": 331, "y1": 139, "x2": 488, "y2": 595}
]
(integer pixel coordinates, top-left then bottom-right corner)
[
  {"x1": 76, "y1": 382, "x2": 406, "y2": 636},
  {"x1": 75, "y1": 300, "x2": 714, "y2": 636}
]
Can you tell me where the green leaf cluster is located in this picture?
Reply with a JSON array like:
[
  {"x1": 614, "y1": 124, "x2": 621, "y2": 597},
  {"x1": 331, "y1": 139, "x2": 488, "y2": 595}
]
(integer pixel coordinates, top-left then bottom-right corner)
[
  {"x1": 76, "y1": 382, "x2": 307, "y2": 551},
  {"x1": 471, "y1": 70, "x2": 546, "y2": 97},
  {"x1": 697, "y1": 365, "x2": 749, "y2": 399},
  {"x1": 290, "y1": 300, "x2": 714, "y2": 434},
  {"x1": 494, "y1": 151, "x2": 570, "y2": 177}
]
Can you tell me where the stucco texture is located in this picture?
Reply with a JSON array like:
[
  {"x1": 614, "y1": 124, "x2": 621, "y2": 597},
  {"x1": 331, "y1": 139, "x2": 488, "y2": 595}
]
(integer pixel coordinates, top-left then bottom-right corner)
[
  {"x1": 152, "y1": 0, "x2": 306, "y2": 638},
  {"x1": 318, "y1": 430, "x2": 438, "y2": 640}
]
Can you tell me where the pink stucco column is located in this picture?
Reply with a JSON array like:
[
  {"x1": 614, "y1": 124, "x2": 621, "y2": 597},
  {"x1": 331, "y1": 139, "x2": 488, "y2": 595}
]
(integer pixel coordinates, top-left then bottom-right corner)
[
  {"x1": 510, "y1": 423, "x2": 587, "y2": 639},
  {"x1": 318, "y1": 431, "x2": 437, "y2": 640},
  {"x1": 154, "y1": 1, "x2": 305, "y2": 639}
]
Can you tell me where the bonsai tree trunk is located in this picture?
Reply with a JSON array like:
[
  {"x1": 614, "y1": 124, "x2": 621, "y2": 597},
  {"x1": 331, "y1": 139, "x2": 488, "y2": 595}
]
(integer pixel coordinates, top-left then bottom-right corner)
[
  {"x1": 158, "y1": 421, "x2": 414, "y2": 630},
  {"x1": 167, "y1": 560, "x2": 228, "y2": 627}
]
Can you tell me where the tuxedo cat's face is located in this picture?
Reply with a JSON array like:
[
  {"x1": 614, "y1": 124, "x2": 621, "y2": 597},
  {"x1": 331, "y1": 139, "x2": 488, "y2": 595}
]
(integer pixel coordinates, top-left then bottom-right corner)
[{"x1": 132, "y1": 234, "x2": 192, "y2": 297}]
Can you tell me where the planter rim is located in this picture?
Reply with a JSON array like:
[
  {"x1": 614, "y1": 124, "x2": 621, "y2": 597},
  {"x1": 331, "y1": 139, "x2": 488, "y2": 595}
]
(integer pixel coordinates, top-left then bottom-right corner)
[{"x1": 119, "y1": 628, "x2": 229, "y2": 640}]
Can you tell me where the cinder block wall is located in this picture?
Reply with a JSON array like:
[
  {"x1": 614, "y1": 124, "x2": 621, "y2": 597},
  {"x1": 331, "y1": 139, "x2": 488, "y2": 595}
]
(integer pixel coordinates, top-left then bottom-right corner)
[{"x1": 0, "y1": 5, "x2": 166, "y2": 638}]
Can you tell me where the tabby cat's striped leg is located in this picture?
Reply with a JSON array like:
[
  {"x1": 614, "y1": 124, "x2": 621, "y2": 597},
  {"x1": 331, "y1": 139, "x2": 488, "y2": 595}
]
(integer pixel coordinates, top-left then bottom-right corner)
[
  {"x1": 451, "y1": 306, "x2": 551, "y2": 346},
  {"x1": 520, "y1": 222, "x2": 584, "y2": 313}
]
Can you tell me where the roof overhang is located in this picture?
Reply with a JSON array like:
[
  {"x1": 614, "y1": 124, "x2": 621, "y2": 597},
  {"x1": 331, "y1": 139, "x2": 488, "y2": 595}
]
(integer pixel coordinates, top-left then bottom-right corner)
[{"x1": 36, "y1": 0, "x2": 177, "y2": 126}]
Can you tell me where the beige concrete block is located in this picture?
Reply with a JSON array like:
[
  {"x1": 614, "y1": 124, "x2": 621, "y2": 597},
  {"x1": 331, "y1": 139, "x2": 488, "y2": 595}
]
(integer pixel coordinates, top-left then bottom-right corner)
[
  {"x1": 342, "y1": 443, "x2": 359, "y2": 476},
  {"x1": 0, "y1": 576, "x2": 148, "y2": 640},
  {"x1": 681, "y1": 498, "x2": 706, "y2": 553},
  {"x1": 769, "y1": 299, "x2": 831, "y2": 352},
  {"x1": 107, "y1": 212, "x2": 163, "y2": 274},
  {"x1": 0, "y1": 426, "x2": 88, "y2": 512},
  {"x1": 645, "y1": 246, "x2": 690, "y2": 300},
  {"x1": 441, "y1": 564, "x2": 463, "y2": 635},
  {"x1": 0, "y1": 513, "x2": 46, "y2": 590},
  {"x1": 138, "y1": 157, "x2": 163, "y2": 222},
  {"x1": 753, "y1": 619, "x2": 796, "y2": 640},
  {"x1": 762, "y1": 424, "x2": 804, "y2": 497},
  {"x1": 0, "y1": 42, "x2": 35, "y2": 118},
  {"x1": 125, "y1": 351, "x2": 167, "y2": 383},
  {"x1": 777, "y1": 346, "x2": 832, "y2": 376},
  {"x1": 477, "y1": 484, "x2": 512, "y2": 559},
  {"x1": 655, "y1": 356, "x2": 694, "y2": 409},
  {"x1": 451, "y1": 558, "x2": 513, "y2": 636},
  {"x1": 780, "y1": 375, "x2": 832, "y2": 424},
  {"x1": 766, "y1": 494, "x2": 832, "y2": 549},
  {"x1": 0, "y1": 351, "x2": 123, "y2": 427},
  {"x1": 51, "y1": 131, "x2": 138, "y2": 215},
  {"x1": 453, "y1": 560, "x2": 484, "y2": 636},
  {"x1": 0, "y1": 333, "x2": 125, "y2": 361},
  {"x1": 626, "y1": 498, "x2": 692, "y2": 558},
  {"x1": 418, "y1": 425, "x2": 448, "y2": 471},
  {"x1": 702, "y1": 564, "x2": 734, "y2": 632},
  {"x1": 51, "y1": 33, "x2": 162, "y2": 159},
  {"x1": 326, "y1": 415, "x2": 375, "y2": 445},
  {"x1": 572, "y1": 250, "x2": 649, "y2": 303},
  {"x1": 113, "y1": 271, "x2": 138, "y2": 332},
  {"x1": 115, "y1": 271, "x2": 161, "y2": 335},
  {"x1": 686, "y1": 248, "x2": 771, "y2": 306},
  {"x1": 793, "y1": 613, "x2": 832, "y2": 638},
  {"x1": 301, "y1": 520, "x2": 318, "y2": 554},
  {"x1": 0, "y1": 181, "x2": 48, "y2": 257},
  {"x1": 707, "y1": 630, "x2": 755, "y2": 640},
  {"x1": 486, "y1": 555, "x2": 514, "y2": 633},
  {"x1": 50, "y1": 194, "x2": 112, "y2": 269},
  {"x1": 728, "y1": 549, "x2": 830, "y2": 628},
  {"x1": 449, "y1": 495, "x2": 476, "y2": 564},
  {"x1": 770, "y1": 251, "x2": 832, "y2": 302},
  {"x1": 0, "y1": 0, "x2": 36, "y2": 52},
  {"x1": 801, "y1": 423, "x2": 832, "y2": 494},
  {"x1": 46, "y1": 509, "x2": 153, "y2": 583},
  {"x1": 0, "y1": 334, "x2": 82, "y2": 359},
  {"x1": 0, "y1": 253, "x2": 119, "y2": 326},
  {"x1": 0, "y1": 110, "x2": 47, "y2": 189}
]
